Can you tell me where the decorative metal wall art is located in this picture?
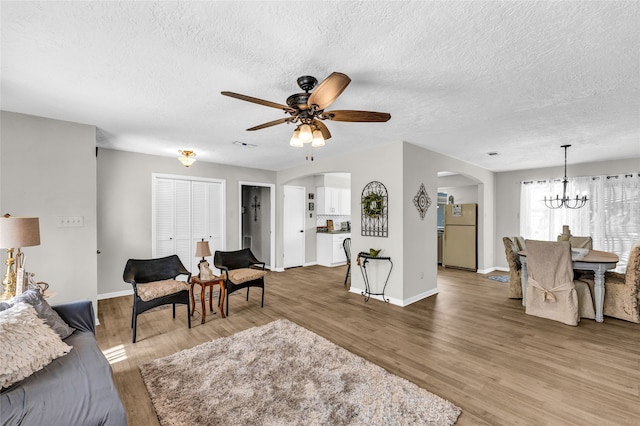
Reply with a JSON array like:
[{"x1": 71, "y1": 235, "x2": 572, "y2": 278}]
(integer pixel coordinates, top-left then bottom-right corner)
[
  {"x1": 413, "y1": 183, "x2": 431, "y2": 220},
  {"x1": 361, "y1": 181, "x2": 388, "y2": 237},
  {"x1": 251, "y1": 195, "x2": 261, "y2": 221}
]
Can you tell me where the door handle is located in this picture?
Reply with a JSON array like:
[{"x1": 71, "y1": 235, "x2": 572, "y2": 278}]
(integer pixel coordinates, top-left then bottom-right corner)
[{"x1": 300, "y1": 230, "x2": 304, "y2": 233}]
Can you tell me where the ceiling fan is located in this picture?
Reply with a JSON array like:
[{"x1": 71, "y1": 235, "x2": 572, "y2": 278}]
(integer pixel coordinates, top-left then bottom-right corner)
[{"x1": 221, "y1": 72, "x2": 391, "y2": 158}]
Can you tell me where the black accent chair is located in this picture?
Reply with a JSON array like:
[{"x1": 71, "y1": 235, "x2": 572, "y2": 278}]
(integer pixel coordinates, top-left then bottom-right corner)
[
  {"x1": 343, "y1": 237, "x2": 351, "y2": 286},
  {"x1": 214, "y1": 248, "x2": 267, "y2": 316},
  {"x1": 123, "y1": 255, "x2": 192, "y2": 343}
]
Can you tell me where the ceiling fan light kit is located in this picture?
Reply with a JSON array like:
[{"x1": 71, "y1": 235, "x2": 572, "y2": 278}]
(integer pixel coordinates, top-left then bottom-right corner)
[{"x1": 222, "y1": 72, "x2": 391, "y2": 160}]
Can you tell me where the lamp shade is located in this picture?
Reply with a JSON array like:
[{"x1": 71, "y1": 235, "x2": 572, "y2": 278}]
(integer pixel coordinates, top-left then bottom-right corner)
[
  {"x1": 0, "y1": 216, "x2": 40, "y2": 249},
  {"x1": 311, "y1": 129, "x2": 325, "y2": 147},
  {"x1": 195, "y1": 241, "x2": 212, "y2": 258},
  {"x1": 289, "y1": 129, "x2": 303, "y2": 147},
  {"x1": 298, "y1": 124, "x2": 313, "y2": 143}
]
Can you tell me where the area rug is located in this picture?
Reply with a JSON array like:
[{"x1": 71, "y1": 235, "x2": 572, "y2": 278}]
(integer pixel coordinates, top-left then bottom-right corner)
[
  {"x1": 485, "y1": 275, "x2": 509, "y2": 283},
  {"x1": 140, "y1": 319, "x2": 461, "y2": 425}
]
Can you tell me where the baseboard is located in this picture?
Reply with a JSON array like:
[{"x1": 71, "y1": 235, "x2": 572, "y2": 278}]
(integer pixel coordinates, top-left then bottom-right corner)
[
  {"x1": 477, "y1": 266, "x2": 509, "y2": 274},
  {"x1": 348, "y1": 286, "x2": 438, "y2": 307},
  {"x1": 401, "y1": 287, "x2": 439, "y2": 306},
  {"x1": 303, "y1": 261, "x2": 318, "y2": 267},
  {"x1": 97, "y1": 289, "x2": 133, "y2": 300}
]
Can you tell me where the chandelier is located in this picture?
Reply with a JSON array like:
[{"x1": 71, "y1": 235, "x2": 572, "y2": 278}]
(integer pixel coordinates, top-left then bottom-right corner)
[{"x1": 543, "y1": 144, "x2": 588, "y2": 209}]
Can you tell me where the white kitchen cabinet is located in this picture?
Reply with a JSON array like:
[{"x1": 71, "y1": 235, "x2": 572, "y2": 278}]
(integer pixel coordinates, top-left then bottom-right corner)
[
  {"x1": 317, "y1": 233, "x2": 350, "y2": 266},
  {"x1": 317, "y1": 187, "x2": 351, "y2": 215},
  {"x1": 340, "y1": 188, "x2": 351, "y2": 215}
]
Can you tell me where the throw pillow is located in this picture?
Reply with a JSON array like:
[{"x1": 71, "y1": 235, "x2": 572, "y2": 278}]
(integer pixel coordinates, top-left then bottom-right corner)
[
  {"x1": 0, "y1": 289, "x2": 74, "y2": 339},
  {"x1": 0, "y1": 302, "x2": 72, "y2": 389}
]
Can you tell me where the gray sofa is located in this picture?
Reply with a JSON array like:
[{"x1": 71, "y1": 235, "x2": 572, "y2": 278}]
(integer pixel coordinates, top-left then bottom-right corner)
[{"x1": 0, "y1": 300, "x2": 127, "y2": 425}]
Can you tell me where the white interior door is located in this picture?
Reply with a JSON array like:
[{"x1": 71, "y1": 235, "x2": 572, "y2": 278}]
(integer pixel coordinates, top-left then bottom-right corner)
[{"x1": 283, "y1": 185, "x2": 305, "y2": 268}]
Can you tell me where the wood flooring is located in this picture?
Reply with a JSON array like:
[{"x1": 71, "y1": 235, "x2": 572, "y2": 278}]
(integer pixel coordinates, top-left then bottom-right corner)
[{"x1": 96, "y1": 266, "x2": 640, "y2": 426}]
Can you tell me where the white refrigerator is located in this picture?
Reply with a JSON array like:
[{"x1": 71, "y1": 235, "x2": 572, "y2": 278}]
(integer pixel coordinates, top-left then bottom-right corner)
[{"x1": 443, "y1": 203, "x2": 477, "y2": 271}]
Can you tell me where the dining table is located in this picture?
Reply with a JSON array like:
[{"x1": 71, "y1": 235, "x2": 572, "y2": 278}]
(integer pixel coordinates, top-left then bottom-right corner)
[{"x1": 518, "y1": 249, "x2": 619, "y2": 322}]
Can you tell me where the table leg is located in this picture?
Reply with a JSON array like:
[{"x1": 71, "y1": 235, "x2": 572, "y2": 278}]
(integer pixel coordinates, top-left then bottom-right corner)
[
  {"x1": 189, "y1": 284, "x2": 196, "y2": 316},
  {"x1": 200, "y1": 284, "x2": 207, "y2": 324},
  {"x1": 218, "y1": 282, "x2": 226, "y2": 319},
  {"x1": 209, "y1": 284, "x2": 214, "y2": 313},
  {"x1": 593, "y1": 267, "x2": 605, "y2": 323}
]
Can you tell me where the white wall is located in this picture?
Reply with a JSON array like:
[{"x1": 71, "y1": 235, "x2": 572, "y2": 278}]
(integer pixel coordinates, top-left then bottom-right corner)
[
  {"x1": 1, "y1": 111, "x2": 98, "y2": 312},
  {"x1": 437, "y1": 185, "x2": 478, "y2": 204},
  {"x1": 494, "y1": 157, "x2": 640, "y2": 269},
  {"x1": 276, "y1": 141, "x2": 496, "y2": 305},
  {"x1": 96, "y1": 148, "x2": 276, "y2": 297}
]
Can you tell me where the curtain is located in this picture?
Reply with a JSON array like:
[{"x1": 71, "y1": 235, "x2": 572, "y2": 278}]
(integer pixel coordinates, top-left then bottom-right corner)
[{"x1": 520, "y1": 173, "x2": 639, "y2": 272}]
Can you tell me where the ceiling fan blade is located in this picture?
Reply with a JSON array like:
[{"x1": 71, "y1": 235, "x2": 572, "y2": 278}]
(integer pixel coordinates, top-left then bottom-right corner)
[
  {"x1": 221, "y1": 91, "x2": 295, "y2": 113},
  {"x1": 314, "y1": 120, "x2": 332, "y2": 140},
  {"x1": 247, "y1": 117, "x2": 293, "y2": 131},
  {"x1": 307, "y1": 72, "x2": 351, "y2": 111},
  {"x1": 321, "y1": 110, "x2": 391, "y2": 122}
]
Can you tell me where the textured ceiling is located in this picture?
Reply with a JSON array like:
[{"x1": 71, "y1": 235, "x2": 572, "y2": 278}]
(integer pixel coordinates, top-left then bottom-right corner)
[{"x1": 1, "y1": 1, "x2": 638, "y2": 172}]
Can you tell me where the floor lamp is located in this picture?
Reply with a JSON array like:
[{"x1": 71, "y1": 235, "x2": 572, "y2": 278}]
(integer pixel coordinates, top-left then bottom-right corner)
[{"x1": 0, "y1": 214, "x2": 41, "y2": 300}]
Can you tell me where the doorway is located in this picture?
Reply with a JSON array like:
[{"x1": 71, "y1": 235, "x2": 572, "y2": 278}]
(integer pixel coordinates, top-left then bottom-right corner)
[
  {"x1": 283, "y1": 185, "x2": 306, "y2": 268},
  {"x1": 239, "y1": 182, "x2": 275, "y2": 269}
]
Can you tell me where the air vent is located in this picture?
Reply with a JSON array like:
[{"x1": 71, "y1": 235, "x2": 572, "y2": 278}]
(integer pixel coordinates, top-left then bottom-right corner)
[
  {"x1": 487, "y1": 151, "x2": 499, "y2": 156},
  {"x1": 233, "y1": 141, "x2": 257, "y2": 148}
]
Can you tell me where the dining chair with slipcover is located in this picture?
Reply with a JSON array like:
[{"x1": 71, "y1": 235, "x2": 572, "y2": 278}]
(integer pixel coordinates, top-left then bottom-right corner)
[
  {"x1": 502, "y1": 237, "x2": 523, "y2": 299},
  {"x1": 524, "y1": 240, "x2": 595, "y2": 326},
  {"x1": 123, "y1": 255, "x2": 192, "y2": 343},
  {"x1": 566, "y1": 236, "x2": 593, "y2": 249},
  {"x1": 579, "y1": 242, "x2": 640, "y2": 323}
]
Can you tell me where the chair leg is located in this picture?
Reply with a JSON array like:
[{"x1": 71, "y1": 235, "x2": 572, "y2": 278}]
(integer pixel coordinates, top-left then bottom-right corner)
[
  {"x1": 172, "y1": 303, "x2": 176, "y2": 318},
  {"x1": 344, "y1": 264, "x2": 351, "y2": 286},
  {"x1": 246, "y1": 288, "x2": 250, "y2": 301},
  {"x1": 132, "y1": 313, "x2": 137, "y2": 343},
  {"x1": 186, "y1": 303, "x2": 191, "y2": 329},
  {"x1": 261, "y1": 287, "x2": 264, "y2": 307},
  {"x1": 225, "y1": 292, "x2": 230, "y2": 317}
]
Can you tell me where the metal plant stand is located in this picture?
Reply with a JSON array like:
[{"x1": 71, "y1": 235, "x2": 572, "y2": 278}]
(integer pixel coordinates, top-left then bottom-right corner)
[{"x1": 357, "y1": 252, "x2": 393, "y2": 303}]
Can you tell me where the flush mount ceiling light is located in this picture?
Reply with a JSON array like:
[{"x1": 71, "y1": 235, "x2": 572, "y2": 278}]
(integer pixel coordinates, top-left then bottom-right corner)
[
  {"x1": 178, "y1": 150, "x2": 196, "y2": 167},
  {"x1": 543, "y1": 144, "x2": 589, "y2": 209},
  {"x1": 222, "y1": 72, "x2": 391, "y2": 161}
]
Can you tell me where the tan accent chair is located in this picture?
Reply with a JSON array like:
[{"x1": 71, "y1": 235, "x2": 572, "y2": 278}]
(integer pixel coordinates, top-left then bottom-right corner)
[
  {"x1": 524, "y1": 240, "x2": 595, "y2": 326},
  {"x1": 502, "y1": 237, "x2": 523, "y2": 299},
  {"x1": 579, "y1": 242, "x2": 640, "y2": 323}
]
